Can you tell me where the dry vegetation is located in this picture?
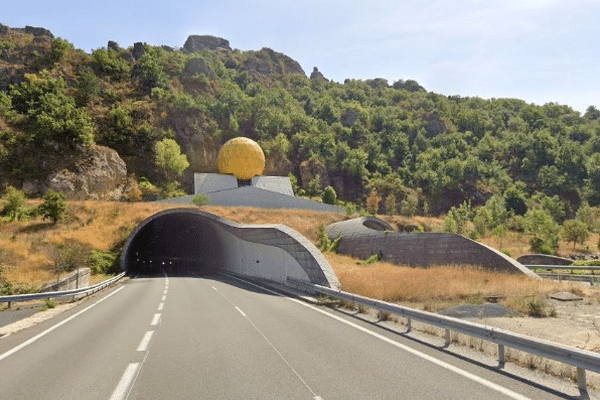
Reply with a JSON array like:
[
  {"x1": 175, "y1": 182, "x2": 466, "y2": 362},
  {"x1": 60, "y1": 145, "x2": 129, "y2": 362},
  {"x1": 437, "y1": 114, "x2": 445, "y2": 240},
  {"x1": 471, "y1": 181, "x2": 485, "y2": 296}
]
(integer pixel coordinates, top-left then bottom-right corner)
[
  {"x1": 326, "y1": 253, "x2": 599, "y2": 314},
  {"x1": 2, "y1": 201, "x2": 599, "y2": 316}
]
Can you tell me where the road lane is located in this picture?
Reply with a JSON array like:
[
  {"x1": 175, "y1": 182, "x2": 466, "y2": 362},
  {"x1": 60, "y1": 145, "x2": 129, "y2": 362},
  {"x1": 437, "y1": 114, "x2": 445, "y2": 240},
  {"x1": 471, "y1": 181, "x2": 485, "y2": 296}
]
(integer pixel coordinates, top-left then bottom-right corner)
[
  {"x1": 0, "y1": 274, "x2": 586, "y2": 399},
  {"x1": 0, "y1": 277, "x2": 167, "y2": 400},
  {"x1": 128, "y1": 275, "x2": 570, "y2": 399}
]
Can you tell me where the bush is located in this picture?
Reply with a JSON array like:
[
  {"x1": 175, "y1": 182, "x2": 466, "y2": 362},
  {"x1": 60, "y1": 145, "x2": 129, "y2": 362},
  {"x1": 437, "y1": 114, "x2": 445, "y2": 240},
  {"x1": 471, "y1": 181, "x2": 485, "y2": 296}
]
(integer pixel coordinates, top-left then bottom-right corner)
[
  {"x1": 91, "y1": 48, "x2": 132, "y2": 81},
  {"x1": 1, "y1": 186, "x2": 26, "y2": 221},
  {"x1": 321, "y1": 186, "x2": 337, "y2": 205},
  {"x1": 89, "y1": 250, "x2": 120, "y2": 275},
  {"x1": 51, "y1": 38, "x2": 73, "y2": 63},
  {"x1": 192, "y1": 193, "x2": 210, "y2": 207},
  {"x1": 38, "y1": 189, "x2": 67, "y2": 224}
]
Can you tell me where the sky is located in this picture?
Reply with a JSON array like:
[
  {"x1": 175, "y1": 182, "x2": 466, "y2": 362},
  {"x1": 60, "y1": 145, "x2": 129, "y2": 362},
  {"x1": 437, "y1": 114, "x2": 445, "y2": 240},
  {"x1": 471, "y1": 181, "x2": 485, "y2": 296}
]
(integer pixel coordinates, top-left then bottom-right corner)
[{"x1": 2, "y1": 0, "x2": 599, "y2": 113}]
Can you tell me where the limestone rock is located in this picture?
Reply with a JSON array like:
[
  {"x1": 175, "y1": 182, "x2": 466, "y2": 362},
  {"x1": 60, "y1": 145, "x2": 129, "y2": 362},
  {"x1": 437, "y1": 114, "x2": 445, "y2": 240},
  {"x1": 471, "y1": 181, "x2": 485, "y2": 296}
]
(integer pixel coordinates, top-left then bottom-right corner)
[
  {"x1": 299, "y1": 158, "x2": 329, "y2": 190},
  {"x1": 132, "y1": 42, "x2": 145, "y2": 59},
  {"x1": 185, "y1": 57, "x2": 215, "y2": 78},
  {"x1": 183, "y1": 35, "x2": 231, "y2": 52},
  {"x1": 310, "y1": 67, "x2": 328, "y2": 82},
  {"x1": 47, "y1": 145, "x2": 128, "y2": 200},
  {"x1": 16, "y1": 26, "x2": 54, "y2": 38},
  {"x1": 107, "y1": 41, "x2": 121, "y2": 51},
  {"x1": 243, "y1": 48, "x2": 305, "y2": 77}
]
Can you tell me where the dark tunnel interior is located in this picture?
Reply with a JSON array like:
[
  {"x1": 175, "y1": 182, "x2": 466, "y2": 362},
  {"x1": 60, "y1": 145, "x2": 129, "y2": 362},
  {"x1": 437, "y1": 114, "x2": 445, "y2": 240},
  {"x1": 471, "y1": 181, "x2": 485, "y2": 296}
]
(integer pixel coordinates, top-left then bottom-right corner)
[{"x1": 124, "y1": 213, "x2": 226, "y2": 276}]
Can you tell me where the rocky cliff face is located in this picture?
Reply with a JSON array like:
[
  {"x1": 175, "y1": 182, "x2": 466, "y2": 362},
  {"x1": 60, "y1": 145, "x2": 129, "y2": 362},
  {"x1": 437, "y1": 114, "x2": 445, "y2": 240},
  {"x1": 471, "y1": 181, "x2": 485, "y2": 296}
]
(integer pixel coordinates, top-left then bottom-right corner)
[
  {"x1": 183, "y1": 35, "x2": 231, "y2": 52},
  {"x1": 23, "y1": 145, "x2": 128, "y2": 200}
]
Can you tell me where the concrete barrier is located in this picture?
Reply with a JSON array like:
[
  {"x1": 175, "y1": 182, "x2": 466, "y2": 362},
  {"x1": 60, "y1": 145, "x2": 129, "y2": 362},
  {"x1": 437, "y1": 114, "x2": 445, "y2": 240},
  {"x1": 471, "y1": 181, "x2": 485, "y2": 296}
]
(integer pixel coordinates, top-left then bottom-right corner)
[{"x1": 326, "y1": 217, "x2": 537, "y2": 277}]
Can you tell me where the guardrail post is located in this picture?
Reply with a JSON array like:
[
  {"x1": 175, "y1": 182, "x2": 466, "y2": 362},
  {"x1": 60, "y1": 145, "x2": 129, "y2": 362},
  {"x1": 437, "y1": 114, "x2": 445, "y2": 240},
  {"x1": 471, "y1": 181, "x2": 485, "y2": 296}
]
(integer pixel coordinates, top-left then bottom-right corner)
[
  {"x1": 498, "y1": 344, "x2": 505, "y2": 368},
  {"x1": 406, "y1": 318, "x2": 411, "y2": 333},
  {"x1": 577, "y1": 367, "x2": 587, "y2": 392},
  {"x1": 444, "y1": 329, "x2": 451, "y2": 347},
  {"x1": 7, "y1": 301, "x2": 11, "y2": 309}
]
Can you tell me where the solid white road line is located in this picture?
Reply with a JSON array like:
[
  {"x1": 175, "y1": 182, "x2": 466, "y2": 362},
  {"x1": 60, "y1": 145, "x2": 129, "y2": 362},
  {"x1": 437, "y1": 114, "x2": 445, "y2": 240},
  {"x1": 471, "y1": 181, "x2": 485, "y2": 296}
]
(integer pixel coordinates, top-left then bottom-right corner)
[
  {"x1": 157, "y1": 302, "x2": 164, "y2": 311},
  {"x1": 150, "y1": 313, "x2": 161, "y2": 326},
  {"x1": 235, "y1": 306, "x2": 246, "y2": 317},
  {"x1": 136, "y1": 331, "x2": 154, "y2": 352},
  {"x1": 222, "y1": 274, "x2": 532, "y2": 400},
  {"x1": 109, "y1": 363, "x2": 140, "y2": 400},
  {"x1": 0, "y1": 286, "x2": 125, "y2": 362}
]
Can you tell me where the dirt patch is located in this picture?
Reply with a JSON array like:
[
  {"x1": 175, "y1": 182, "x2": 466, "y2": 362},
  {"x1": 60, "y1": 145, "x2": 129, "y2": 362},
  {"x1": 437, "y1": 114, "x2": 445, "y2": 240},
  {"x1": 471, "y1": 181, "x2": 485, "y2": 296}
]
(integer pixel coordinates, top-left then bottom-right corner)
[{"x1": 475, "y1": 297, "x2": 600, "y2": 353}]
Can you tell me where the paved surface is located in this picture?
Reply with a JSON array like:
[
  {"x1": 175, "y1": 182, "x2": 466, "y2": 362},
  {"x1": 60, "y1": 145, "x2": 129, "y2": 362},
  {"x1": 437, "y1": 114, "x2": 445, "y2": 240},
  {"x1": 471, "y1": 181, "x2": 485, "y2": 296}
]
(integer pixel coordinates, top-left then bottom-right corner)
[
  {"x1": 0, "y1": 307, "x2": 39, "y2": 328},
  {"x1": 0, "y1": 274, "x2": 589, "y2": 399}
]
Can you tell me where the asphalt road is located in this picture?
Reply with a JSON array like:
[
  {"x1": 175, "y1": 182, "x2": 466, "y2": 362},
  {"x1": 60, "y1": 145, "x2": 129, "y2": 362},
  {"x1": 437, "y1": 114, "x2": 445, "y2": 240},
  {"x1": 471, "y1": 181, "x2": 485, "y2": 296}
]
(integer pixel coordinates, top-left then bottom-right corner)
[{"x1": 0, "y1": 274, "x2": 586, "y2": 399}]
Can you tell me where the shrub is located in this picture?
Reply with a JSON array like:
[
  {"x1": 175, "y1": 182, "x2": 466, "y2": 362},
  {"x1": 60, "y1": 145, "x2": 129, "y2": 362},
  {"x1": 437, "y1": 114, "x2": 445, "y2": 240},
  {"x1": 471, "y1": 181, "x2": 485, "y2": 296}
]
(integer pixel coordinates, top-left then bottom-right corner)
[
  {"x1": 89, "y1": 250, "x2": 120, "y2": 275},
  {"x1": 321, "y1": 185, "x2": 337, "y2": 205},
  {"x1": 38, "y1": 189, "x2": 67, "y2": 224},
  {"x1": 366, "y1": 189, "x2": 382, "y2": 215},
  {"x1": 1, "y1": 186, "x2": 26, "y2": 221},
  {"x1": 527, "y1": 297, "x2": 548, "y2": 317},
  {"x1": 192, "y1": 193, "x2": 210, "y2": 207},
  {"x1": 91, "y1": 48, "x2": 132, "y2": 81},
  {"x1": 384, "y1": 193, "x2": 397, "y2": 215},
  {"x1": 561, "y1": 219, "x2": 590, "y2": 249},
  {"x1": 50, "y1": 38, "x2": 73, "y2": 63}
]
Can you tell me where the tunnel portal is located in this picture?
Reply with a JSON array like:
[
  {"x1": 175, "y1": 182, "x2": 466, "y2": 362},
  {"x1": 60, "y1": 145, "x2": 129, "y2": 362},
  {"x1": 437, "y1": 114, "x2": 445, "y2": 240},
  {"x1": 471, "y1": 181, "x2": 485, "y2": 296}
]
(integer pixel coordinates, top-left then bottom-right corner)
[
  {"x1": 123, "y1": 211, "x2": 226, "y2": 276},
  {"x1": 120, "y1": 208, "x2": 341, "y2": 289}
]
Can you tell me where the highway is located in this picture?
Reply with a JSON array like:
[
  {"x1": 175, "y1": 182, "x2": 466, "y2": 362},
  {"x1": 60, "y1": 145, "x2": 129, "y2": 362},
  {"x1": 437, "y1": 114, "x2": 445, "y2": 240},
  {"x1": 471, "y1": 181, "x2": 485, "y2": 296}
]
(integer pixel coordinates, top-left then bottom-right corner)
[{"x1": 0, "y1": 274, "x2": 584, "y2": 399}]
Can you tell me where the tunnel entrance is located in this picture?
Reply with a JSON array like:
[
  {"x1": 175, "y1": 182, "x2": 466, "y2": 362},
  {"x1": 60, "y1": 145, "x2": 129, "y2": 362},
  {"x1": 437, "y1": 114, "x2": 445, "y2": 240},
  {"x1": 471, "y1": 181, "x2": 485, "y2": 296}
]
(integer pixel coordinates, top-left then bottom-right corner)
[
  {"x1": 121, "y1": 208, "x2": 341, "y2": 288},
  {"x1": 123, "y1": 211, "x2": 226, "y2": 276}
]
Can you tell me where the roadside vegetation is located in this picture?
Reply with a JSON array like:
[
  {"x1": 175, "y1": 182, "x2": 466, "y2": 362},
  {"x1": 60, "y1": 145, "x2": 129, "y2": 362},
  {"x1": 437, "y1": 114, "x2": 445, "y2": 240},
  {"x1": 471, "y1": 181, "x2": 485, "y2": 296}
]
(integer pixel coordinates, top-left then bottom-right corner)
[{"x1": 1, "y1": 201, "x2": 599, "y2": 317}]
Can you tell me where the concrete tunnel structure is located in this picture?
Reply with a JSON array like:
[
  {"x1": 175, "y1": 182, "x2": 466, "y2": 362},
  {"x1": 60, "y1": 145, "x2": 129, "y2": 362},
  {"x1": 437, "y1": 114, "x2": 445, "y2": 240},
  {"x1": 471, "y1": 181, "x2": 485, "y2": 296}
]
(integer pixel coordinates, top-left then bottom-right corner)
[{"x1": 120, "y1": 208, "x2": 341, "y2": 289}]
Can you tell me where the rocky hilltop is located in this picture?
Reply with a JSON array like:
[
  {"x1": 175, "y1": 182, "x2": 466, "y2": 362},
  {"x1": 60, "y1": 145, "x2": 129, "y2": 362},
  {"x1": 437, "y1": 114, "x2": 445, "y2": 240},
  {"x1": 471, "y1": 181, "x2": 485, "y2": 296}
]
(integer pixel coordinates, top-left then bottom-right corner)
[
  {"x1": 0, "y1": 24, "x2": 309, "y2": 200},
  {"x1": 3, "y1": 22, "x2": 598, "y2": 218}
]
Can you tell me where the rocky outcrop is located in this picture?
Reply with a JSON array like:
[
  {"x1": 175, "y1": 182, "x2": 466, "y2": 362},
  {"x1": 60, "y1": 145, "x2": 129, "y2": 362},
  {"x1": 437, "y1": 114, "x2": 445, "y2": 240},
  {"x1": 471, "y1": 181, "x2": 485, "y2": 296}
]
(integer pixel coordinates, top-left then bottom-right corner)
[
  {"x1": 243, "y1": 48, "x2": 305, "y2": 77},
  {"x1": 310, "y1": 67, "x2": 328, "y2": 82},
  {"x1": 183, "y1": 35, "x2": 231, "y2": 52},
  {"x1": 44, "y1": 145, "x2": 128, "y2": 200},
  {"x1": 299, "y1": 158, "x2": 329, "y2": 190},
  {"x1": 14, "y1": 26, "x2": 54, "y2": 38},
  {"x1": 184, "y1": 57, "x2": 215, "y2": 78},
  {"x1": 132, "y1": 42, "x2": 145, "y2": 59}
]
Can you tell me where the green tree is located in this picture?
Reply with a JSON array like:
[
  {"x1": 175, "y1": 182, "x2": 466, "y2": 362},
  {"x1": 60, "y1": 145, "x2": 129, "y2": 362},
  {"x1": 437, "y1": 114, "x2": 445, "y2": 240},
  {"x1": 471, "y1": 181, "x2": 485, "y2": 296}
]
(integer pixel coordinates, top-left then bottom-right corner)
[
  {"x1": 321, "y1": 186, "x2": 337, "y2": 205},
  {"x1": 2, "y1": 186, "x2": 26, "y2": 221},
  {"x1": 524, "y1": 208, "x2": 559, "y2": 254},
  {"x1": 561, "y1": 219, "x2": 590, "y2": 249},
  {"x1": 155, "y1": 138, "x2": 190, "y2": 181},
  {"x1": 75, "y1": 67, "x2": 101, "y2": 106},
  {"x1": 307, "y1": 174, "x2": 322, "y2": 196},
  {"x1": 38, "y1": 189, "x2": 67, "y2": 224},
  {"x1": 50, "y1": 38, "x2": 73, "y2": 63},
  {"x1": 400, "y1": 192, "x2": 418, "y2": 217},
  {"x1": 384, "y1": 192, "x2": 397, "y2": 215}
]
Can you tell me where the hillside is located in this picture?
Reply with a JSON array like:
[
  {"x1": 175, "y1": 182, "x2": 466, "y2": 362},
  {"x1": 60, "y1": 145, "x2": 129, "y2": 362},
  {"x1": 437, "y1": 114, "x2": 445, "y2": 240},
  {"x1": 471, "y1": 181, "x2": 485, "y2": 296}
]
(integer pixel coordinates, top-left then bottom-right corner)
[{"x1": 3, "y1": 24, "x2": 600, "y2": 257}]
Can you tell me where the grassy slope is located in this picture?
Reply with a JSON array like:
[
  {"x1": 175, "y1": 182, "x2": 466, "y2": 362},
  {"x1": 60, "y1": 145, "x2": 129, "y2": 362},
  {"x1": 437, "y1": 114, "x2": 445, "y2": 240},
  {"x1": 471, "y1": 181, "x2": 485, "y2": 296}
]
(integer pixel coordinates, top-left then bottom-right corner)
[{"x1": 1, "y1": 201, "x2": 598, "y2": 313}]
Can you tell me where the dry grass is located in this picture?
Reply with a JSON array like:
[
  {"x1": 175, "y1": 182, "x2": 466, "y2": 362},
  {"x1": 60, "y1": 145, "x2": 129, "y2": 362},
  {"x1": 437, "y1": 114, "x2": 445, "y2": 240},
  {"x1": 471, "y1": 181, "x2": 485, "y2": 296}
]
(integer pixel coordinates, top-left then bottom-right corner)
[
  {"x1": 3, "y1": 200, "x2": 600, "y2": 312},
  {"x1": 325, "y1": 252, "x2": 599, "y2": 312},
  {"x1": 0, "y1": 201, "x2": 181, "y2": 287}
]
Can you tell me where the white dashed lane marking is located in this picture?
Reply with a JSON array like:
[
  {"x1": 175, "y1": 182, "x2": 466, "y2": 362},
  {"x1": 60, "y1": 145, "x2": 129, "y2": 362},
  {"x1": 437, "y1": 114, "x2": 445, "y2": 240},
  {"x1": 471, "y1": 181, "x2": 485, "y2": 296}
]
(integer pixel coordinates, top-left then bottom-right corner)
[
  {"x1": 137, "y1": 331, "x2": 154, "y2": 352},
  {"x1": 150, "y1": 313, "x2": 161, "y2": 326}
]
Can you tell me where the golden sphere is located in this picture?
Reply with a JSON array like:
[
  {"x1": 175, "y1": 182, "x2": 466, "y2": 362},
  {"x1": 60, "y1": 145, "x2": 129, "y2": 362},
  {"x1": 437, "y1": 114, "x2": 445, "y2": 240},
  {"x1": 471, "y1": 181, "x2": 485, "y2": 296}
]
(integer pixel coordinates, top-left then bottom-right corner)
[{"x1": 217, "y1": 137, "x2": 265, "y2": 180}]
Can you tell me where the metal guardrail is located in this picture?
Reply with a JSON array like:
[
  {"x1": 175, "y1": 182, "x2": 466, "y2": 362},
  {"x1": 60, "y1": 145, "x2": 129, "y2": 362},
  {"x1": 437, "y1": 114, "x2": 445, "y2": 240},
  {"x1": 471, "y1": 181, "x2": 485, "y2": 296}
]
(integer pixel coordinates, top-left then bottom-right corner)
[
  {"x1": 0, "y1": 272, "x2": 126, "y2": 307},
  {"x1": 287, "y1": 277, "x2": 600, "y2": 392},
  {"x1": 526, "y1": 265, "x2": 600, "y2": 272},
  {"x1": 526, "y1": 265, "x2": 600, "y2": 285}
]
